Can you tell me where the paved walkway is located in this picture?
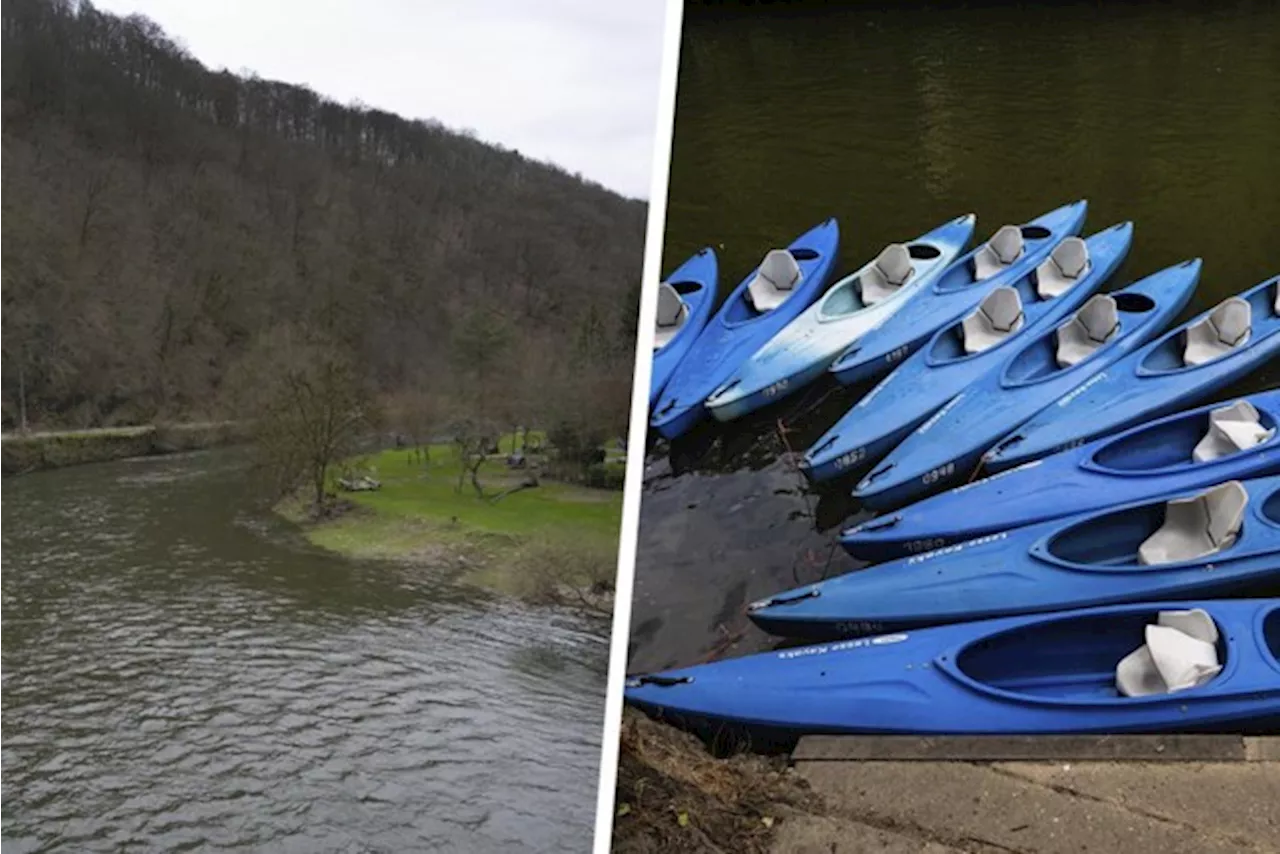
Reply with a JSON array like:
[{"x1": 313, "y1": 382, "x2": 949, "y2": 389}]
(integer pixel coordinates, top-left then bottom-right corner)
[{"x1": 775, "y1": 738, "x2": 1280, "y2": 853}]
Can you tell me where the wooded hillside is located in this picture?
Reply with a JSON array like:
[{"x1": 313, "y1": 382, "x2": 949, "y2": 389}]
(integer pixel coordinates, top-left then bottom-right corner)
[{"x1": 2, "y1": 0, "x2": 645, "y2": 440}]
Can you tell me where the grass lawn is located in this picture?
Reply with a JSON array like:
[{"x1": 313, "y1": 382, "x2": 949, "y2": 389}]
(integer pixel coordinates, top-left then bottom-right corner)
[{"x1": 278, "y1": 440, "x2": 623, "y2": 603}]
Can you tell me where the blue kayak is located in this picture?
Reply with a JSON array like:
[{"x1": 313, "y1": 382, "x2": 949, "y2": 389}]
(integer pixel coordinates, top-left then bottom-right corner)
[
  {"x1": 650, "y1": 249, "x2": 718, "y2": 407},
  {"x1": 986, "y1": 274, "x2": 1280, "y2": 471},
  {"x1": 852, "y1": 260, "x2": 1202, "y2": 510},
  {"x1": 703, "y1": 215, "x2": 976, "y2": 422},
  {"x1": 627, "y1": 599, "x2": 1280, "y2": 736},
  {"x1": 650, "y1": 219, "x2": 840, "y2": 439},
  {"x1": 842, "y1": 391, "x2": 1280, "y2": 562},
  {"x1": 753, "y1": 477, "x2": 1280, "y2": 640},
  {"x1": 827, "y1": 200, "x2": 1088, "y2": 388},
  {"x1": 802, "y1": 223, "x2": 1132, "y2": 484}
]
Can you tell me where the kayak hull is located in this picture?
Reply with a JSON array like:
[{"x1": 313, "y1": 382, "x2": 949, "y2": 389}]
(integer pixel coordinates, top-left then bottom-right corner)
[
  {"x1": 827, "y1": 200, "x2": 1088, "y2": 388},
  {"x1": 987, "y1": 275, "x2": 1280, "y2": 471},
  {"x1": 651, "y1": 219, "x2": 840, "y2": 440},
  {"x1": 803, "y1": 222, "x2": 1132, "y2": 484},
  {"x1": 852, "y1": 260, "x2": 1202, "y2": 509},
  {"x1": 842, "y1": 390, "x2": 1280, "y2": 562},
  {"x1": 628, "y1": 599, "x2": 1280, "y2": 736},
  {"x1": 705, "y1": 215, "x2": 977, "y2": 422},
  {"x1": 650, "y1": 249, "x2": 718, "y2": 407}
]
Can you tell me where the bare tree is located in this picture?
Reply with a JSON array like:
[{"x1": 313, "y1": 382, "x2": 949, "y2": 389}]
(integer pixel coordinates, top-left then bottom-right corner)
[
  {"x1": 227, "y1": 323, "x2": 375, "y2": 510},
  {"x1": 448, "y1": 416, "x2": 499, "y2": 498}
]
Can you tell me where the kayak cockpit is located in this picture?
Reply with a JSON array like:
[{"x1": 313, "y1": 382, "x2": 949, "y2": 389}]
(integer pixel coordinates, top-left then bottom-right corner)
[
  {"x1": 949, "y1": 608, "x2": 1228, "y2": 701},
  {"x1": 818, "y1": 243, "x2": 941, "y2": 320},
  {"x1": 1000, "y1": 291, "x2": 1155, "y2": 387},
  {"x1": 1034, "y1": 480, "x2": 1280, "y2": 568},
  {"x1": 925, "y1": 287, "x2": 1025, "y2": 363},
  {"x1": 654, "y1": 280, "x2": 700, "y2": 350},
  {"x1": 726, "y1": 246, "x2": 821, "y2": 324},
  {"x1": 1087, "y1": 399, "x2": 1278, "y2": 474},
  {"x1": 1139, "y1": 281, "x2": 1278, "y2": 374}
]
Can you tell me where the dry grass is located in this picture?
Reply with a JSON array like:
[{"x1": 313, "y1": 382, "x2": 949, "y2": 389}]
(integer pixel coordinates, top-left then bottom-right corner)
[{"x1": 612, "y1": 709, "x2": 820, "y2": 854}]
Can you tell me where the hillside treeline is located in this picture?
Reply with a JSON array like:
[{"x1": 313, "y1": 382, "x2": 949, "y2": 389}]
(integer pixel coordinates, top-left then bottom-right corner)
[{"x1": 2, "y1": 0, "x2": 644, "y2": 444}]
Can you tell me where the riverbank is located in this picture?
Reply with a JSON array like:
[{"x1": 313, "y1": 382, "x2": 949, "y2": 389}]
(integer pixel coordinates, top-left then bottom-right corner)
[
  {"x1": 614, "y1": 713, "x2": 1280, "y2": 853},
  {"x1": 1, "y1": 422, "x2": 249, "y2": 476},
  {"x1": 277, "y1": 444, "x2": 623, "y2": 614},
  {"x1": 613, "y1": 710, "x2": 817, "y2": 854}
]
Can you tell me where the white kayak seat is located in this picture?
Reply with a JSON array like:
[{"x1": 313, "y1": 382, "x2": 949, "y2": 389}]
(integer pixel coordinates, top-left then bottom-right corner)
[
  {"x1": 1116, "y1": 611, "x2": 1223, "y2": 698},
  {"x1": 1192, "y1": 400, "x2": 1275, "y2": 463},
  {"x1": 1035, "y1": 237, "x2": 1091, "y2": 299},
  {"x1": 860, "y1": 243, "x2": 914, "y2": 305},
  {"x1": 1054, "y1": 295, "x2": 1119, "y2": 368},
  {"x1": 1275, "y1": 280, "x2": 1280, "y2": 314},
  {"x1": 961, "y1": 287, "x2": 1025, "y2": 354},
  {"x1": 1137, "y1": 480, "x2": 1248, "y2": 565},
  {"x1": 1184, "y1": 297, "x2": 1251, "y2": 366},
  {"x1": 972, "y1": 225, "x2": 1025, "y2": 280},
  {"x1": 654, "y1": 282, "x2": 689, "y2": 350},
  {"x1": 747, "y1": 249, "x2": 802, "y2": 313},
  {"x1": 1156, "y1": 608, "x2": 1219, "y2": 644}
]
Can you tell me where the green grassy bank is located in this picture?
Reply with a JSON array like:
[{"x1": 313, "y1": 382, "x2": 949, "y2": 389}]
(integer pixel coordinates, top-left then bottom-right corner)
[
  {"x1": 277, "y1": 442, "x2": 624, "y2": 611},
  {"x1": 1, "y1": 421, "x2": 249, "y2": 476}
]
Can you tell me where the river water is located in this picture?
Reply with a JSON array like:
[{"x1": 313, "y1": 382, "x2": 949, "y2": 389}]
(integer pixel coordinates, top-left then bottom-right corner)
[
  {"x1": 2, "y1": 451, "x2": 606, "y2": 852},
  {"x1": 630, "y1": 1, "x2": 1280, "y2": 673}
]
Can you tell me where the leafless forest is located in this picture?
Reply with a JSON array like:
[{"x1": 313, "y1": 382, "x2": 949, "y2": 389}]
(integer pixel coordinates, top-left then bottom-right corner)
[{"x1": 2, "y1": 0, "x2": 645, "y2": 451}]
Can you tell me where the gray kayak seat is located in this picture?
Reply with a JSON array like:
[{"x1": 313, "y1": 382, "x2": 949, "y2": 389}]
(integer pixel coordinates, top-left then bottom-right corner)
[
  {"x1": 1192, "y1": 400, "x2": 1275, "y2": 463},
  {"x1": 1116, "y1": 609, "x2": 1223, "y2": 698},
  {"x1": 654, "y1": 282, "x2": 689, "y2": 350},
  {"x1": 1183, "y1": 297, "x2": 1251, "y2": 366},
  {"x1": 972, "y1": 225, "x2": 1025, "y2": 281},
  {"x1": 1275, "y1": 280, "x2": 1280, "y2": 314},
  {"x1": 1054, "y1": 294, "x2": 1119, "y2": 368},
  {"x1": 961, "y1": 286, "x2": 1025, "y2": 354},
  {"x1": 1035, "y1": 237, "x2": 1091, "y2": 299},
  {"x1": 859, "y1": 243, "x2": 914, "y2": 306},
  {"x1": 747, "y1": 249, "x2": 803, "y2": 313},
  {"x1": 1137, "y1": 480, "x2": 1248, "y2": 566}
]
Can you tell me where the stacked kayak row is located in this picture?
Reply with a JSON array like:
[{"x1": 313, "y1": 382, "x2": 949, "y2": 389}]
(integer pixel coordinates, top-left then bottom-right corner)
[{"x1": 634, "y1": 204, "x2": 1280, "y2": 737}]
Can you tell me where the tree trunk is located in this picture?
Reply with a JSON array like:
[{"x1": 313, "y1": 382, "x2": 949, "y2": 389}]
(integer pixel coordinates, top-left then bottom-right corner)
[
  {"x1": 18, "y1": 356, "x2": 29, "y2": 434},
  {"x1": 313, "y1": 458, "x2": 328, "y2": 508}
]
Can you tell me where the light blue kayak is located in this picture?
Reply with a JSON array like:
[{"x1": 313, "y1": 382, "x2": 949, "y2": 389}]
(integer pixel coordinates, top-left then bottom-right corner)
[
  {"x1": 650, "y1": 249, "x2": 718, "y2": 407},
  {"x1": 986, "y1": 274, "x2": 1280, "y2": 471},
  {"x1": 827, "y1": 200, "x2": 1088, "y2": 387},
  {"x1": 703, "y1": 214, "x2": 976, "y2": 422},
  {"x1": 852, "y1": 260, "x2": 1202, "y2": 509},
  {"x1": 650, "y1": 219, "x2": 840, "y2": 440},
  {"x1": 801, "y1": 222, "x2": 1132, "y2": 484}
]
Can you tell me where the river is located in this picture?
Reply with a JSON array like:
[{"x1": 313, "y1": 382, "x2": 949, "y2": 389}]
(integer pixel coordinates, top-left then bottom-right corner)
[
  {"x1": 2, "y1": 451, "x2": 606, "y2": 852},
  {"x1": 630, "y1": 1, "x2": 1280, "y2": 673}
]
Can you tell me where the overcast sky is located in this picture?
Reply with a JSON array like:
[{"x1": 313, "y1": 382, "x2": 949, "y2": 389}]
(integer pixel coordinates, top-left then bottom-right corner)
[{"x1": 92, "y1": 0, "x2": 669, "y2": 198}]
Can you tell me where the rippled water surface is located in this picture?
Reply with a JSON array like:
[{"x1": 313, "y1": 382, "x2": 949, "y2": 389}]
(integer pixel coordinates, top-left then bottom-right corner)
[
  {"x1": 631, "y1": 1, "x2": 1280, "y2": 673},
  {"x1": 3, "y1": 452, "x2": 606, "y2": 852}
]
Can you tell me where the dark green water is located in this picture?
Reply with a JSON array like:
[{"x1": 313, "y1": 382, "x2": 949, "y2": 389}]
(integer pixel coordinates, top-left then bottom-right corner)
[
  {"x1": 2, "y1": 451, "x2": 605, "y2": 852},
  {"x1": 631, "y1": 2, "x2": 1280, "y2": 673}
]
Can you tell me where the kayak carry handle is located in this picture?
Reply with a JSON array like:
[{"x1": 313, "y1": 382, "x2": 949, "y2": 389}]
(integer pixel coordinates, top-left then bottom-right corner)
[
  {"x1": 989, "y1": 434, "x2": 1024, "y2": 459},
  {"x1": 747, "y1": 588, "x2": 820, "y2": 612},
  {"x1": 712, "y1": 378, "x2": 741, "y2": 399},
  {"x1": 626, "y1": 674, "x2": 693, "y2": 688},
  {"x1": 857, "y1": 514, "x2": 901, "y2": 533},
  {"x1": 810, "y1": 435, "x2": 839, "y2": 456},
  {"x1": 864, "y1": 462, "x2": 894, "y2": 484}
]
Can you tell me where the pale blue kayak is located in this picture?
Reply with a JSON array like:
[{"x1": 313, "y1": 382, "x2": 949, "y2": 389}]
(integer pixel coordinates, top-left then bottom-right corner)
[{"x1": 704, "y1": 214, "x2": 976, "y2": 422}]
